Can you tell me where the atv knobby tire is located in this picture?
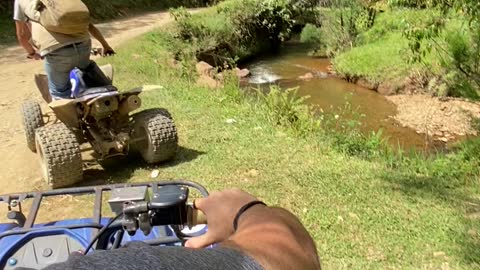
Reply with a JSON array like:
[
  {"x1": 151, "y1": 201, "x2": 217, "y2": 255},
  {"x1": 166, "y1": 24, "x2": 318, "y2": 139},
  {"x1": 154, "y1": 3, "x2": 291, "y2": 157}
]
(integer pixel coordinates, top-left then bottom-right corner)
[
  {"x1": 133, "y1": 109, "x2": 178, "y2": 164},
  {"x1": 21, "y1": 100, "x2": 44, "y2": 152},
  {"x1": 35, "y1": 123, "x2": 83, "y2": 189}
]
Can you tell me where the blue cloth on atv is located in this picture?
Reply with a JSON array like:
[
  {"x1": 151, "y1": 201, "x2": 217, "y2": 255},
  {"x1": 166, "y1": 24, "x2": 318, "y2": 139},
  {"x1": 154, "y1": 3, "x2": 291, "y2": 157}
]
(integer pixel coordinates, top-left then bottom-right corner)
[
  {"x1": 16, "y1": 242, "x2": 263, "y2": 270},
  {"x1": 44, "y1": 40, "x2": 92, "y2": 99}
]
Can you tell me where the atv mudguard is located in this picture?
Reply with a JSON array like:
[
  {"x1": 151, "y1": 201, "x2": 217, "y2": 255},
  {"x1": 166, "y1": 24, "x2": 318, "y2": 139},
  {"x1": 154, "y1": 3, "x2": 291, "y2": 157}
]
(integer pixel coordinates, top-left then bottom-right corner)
[{"x1": 48, "y1": 88, "x2": 144, "y2": 129}]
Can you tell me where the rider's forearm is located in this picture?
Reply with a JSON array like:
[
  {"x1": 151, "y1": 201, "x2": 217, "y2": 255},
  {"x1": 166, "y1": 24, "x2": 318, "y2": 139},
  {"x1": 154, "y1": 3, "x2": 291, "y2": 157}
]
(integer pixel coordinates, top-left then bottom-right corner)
[
  {"x1": 15, "y1": 21, "x2": 35, "y2": 55},
  {"x1": 88, "y1": 23, "x2": 111, "y2": 48},
  {"x1": 224, "y1": 206, "x2": 321, "y2": 270},
  {"x1": 19, "y1": 38, "x2": 35, "y2": 55}
]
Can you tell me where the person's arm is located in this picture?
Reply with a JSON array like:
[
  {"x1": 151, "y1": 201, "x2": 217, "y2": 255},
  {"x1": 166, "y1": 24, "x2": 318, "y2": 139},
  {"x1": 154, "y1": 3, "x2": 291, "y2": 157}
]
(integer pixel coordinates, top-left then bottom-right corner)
[
  {"x1": 15, "y1": 21, "x2": 40, "y2": 60},
  {"x1": 185, "y1": 189, "x2": 321, "y2": 270},
  {"x1": 88, "y1": 23, "x2": 115, "y2": 56}
]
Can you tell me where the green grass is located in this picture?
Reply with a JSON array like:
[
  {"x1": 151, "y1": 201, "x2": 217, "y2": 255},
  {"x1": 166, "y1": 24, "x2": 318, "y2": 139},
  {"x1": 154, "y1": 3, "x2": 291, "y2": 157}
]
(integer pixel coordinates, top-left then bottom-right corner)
[
  {"x1": 91, "y1": 29, "x2": 480, "y2": 269},
  {"x1": 332, "y1": 9, "x2": 441, "y2": 85},
  {"x1": 334, "y1": 32, "x2": 411, "y2": 84}
]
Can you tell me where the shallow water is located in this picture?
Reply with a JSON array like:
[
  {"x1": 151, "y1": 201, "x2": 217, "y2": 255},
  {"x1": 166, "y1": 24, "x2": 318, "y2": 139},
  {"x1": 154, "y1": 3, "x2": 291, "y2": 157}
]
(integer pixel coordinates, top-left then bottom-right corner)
[{"x1": 244, "y1": 43, "x2": 438, "y2": 151}]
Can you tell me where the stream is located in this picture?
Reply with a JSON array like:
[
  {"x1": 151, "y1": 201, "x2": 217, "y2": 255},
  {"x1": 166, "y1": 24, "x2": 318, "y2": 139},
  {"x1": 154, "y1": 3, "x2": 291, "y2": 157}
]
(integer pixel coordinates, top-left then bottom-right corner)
[{"x1": 244, "y1": 43, "x2": 438, "y2": 151}]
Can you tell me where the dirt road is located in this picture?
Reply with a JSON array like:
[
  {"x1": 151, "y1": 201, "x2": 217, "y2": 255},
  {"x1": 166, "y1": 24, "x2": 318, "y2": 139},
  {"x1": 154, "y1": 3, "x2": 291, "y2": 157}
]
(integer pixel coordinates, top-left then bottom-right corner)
[{"x1": 0, "y1": 11, "x2": 180, "y2": 194}]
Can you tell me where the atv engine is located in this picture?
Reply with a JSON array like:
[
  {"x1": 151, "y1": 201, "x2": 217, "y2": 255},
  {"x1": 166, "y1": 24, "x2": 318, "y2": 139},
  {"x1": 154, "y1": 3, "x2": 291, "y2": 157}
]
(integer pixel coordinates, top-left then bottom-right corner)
[
  {"x1": 90, "y1": 96, "x2": 119, "y2": 120},
  {"x1": 81, "y1": 95, "x2": 143, "y2": 159}
]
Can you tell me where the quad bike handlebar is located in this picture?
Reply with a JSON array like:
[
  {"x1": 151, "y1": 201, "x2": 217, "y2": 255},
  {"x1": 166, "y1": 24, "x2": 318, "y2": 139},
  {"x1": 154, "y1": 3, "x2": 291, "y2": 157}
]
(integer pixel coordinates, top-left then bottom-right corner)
[
  {"x1": 0, "y1": 181, "x2": 208, "y2": 248},
  {"x1": 0, "y1": 181, "x2": 210, "y2": 268},
  {"x1": 119, "y1": 184, "x2": 208, "y2": 236},
  {"x1": 82, "y1": 182, "x2": 209, "y2": 254}
]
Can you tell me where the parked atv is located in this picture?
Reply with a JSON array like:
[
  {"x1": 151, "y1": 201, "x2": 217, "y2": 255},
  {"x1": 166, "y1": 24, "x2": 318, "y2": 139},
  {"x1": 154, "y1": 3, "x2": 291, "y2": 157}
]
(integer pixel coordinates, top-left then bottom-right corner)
[
  {"x1": 20, "y1": 62, "x2": 178, "y2": 189},
  {"x1": 0, "y1": 180, "x2": 208, "y2": 269}
]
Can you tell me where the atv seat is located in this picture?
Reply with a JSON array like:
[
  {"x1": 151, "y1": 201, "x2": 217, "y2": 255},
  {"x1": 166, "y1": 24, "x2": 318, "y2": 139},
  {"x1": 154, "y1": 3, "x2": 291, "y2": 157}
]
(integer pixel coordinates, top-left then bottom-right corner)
[
  {"x1": 34, "y1": 64, "x2": 115, "y2": 104},
  {"x1": 76, "y1": 85, "x2": 118, "y2": 99}
]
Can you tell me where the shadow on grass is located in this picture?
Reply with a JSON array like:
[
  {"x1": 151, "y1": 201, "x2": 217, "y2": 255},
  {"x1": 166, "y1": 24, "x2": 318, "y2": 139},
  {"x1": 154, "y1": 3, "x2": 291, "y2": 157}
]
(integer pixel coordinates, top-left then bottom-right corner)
[
  {"x1": 79, "y1": 146, "x2": 205, "y2": 186},
  {"x1": 382, "y1": 173, "x2": 480, "y2": 266}
]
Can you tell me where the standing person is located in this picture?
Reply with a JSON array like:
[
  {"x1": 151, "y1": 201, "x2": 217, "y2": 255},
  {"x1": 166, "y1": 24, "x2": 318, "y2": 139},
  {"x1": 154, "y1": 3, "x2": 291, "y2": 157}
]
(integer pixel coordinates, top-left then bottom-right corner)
[{"x1": 13, "y1": 0, "x2": 115, "y2": 99}]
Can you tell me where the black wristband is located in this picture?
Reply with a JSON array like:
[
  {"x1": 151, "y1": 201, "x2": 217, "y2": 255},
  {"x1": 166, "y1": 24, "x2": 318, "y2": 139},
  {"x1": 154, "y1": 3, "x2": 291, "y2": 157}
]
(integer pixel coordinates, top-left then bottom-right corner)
[{"x1": 233, "y1": 200, "x2": 267, "y2": 231}]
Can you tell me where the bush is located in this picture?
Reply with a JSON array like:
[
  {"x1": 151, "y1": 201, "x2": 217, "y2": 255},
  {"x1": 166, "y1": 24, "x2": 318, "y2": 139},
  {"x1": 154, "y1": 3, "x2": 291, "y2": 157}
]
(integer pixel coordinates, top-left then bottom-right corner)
[
  {"x1": 438, "y1": 27, "x2": 480, "y2": 98},
  {"x1": 255, "y1": 86, "x2": 322, "y2": 136},
  {"x1": 324, "y1": 100, "x2": 385, "y2": 159},
  {"x1": 300, "y1": 24, "x2": 323, "y2": 44},
  {"x1": 168, "y1": 0, "x2": 317, "y2": 66},
  {"x1": 387, "y1": 0, "x2": 432, "y2": 8},
  {"x1": 319, "y1": 0, "x2": 376, "y2": 56}
]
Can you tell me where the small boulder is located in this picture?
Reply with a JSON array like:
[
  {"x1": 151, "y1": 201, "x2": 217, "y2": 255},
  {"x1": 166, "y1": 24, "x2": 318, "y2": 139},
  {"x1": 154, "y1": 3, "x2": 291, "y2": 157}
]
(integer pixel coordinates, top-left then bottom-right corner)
[
  {"x1": 196, "y1": 75, "x2": 221, "y2": 89},
  {"x1": 235, "y1": 68, "x2": 251, "y2": 78},
  {"x1": 439, "y1": 137, "x2": 449, "y2": 143},
  {"x1": 150, "y1": 169, "x2": 160, "y2": 178},
  {"x1": 298, "y1": 72, "x2": 314, "y2": 80},
  {"x1": 327, "y1": 64, "x2": 336, "y2": 75},
  {"x1": 378, "y1": 82, "x2": 396, "y2": 95},
  {"x1": 196, "y1": 61, "x2": 214, "y2": 76},
  {"x1": 317, "y1": 71, "x2": 329, "y2": 79}
]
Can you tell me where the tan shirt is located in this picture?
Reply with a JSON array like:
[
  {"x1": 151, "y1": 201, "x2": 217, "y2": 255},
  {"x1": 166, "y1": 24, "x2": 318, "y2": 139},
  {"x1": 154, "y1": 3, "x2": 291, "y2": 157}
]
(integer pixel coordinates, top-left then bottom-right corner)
[{"x1": 14, "y1": 0, "x2": 90, "y2": 56}]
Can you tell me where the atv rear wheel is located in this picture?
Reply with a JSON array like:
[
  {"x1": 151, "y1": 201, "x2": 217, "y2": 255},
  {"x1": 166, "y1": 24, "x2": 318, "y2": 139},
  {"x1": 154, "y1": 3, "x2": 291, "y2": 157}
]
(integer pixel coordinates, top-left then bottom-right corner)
[
  {"x1": 21, "y1": 100, "x2": 44, "y2": 152},
  {"x1": 132, "y1": 109, "x2": 178, "y2": 164},
  {"x1": 35, "y1": 123, "x2": 83, "y2": 189}
]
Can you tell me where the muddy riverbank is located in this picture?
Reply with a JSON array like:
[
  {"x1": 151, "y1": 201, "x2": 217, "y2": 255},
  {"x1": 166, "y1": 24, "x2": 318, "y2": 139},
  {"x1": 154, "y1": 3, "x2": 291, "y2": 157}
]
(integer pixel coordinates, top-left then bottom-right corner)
[{"x1": 243, "y1": 43, "x2": 480, "y2": 150}]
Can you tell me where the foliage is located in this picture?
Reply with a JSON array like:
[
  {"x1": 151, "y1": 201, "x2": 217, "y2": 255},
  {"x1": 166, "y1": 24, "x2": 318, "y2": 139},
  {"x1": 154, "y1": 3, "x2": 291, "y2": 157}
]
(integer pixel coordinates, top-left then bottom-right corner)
[
  {"x1": 0, "y1": 13, "x2": 15, "y2": 48},
  {"x1": 318, "y1": 0, "x2": 377, "y2": 56},
  {"x1": 168, "y1": 0, "x2": 317, "y2": 66},
  {"x1": 402, "y1": 0, "x2": 480, "y2": 98},
  {"x1": 300, "y1": 23, "x2": 323, "y2": 44},
  {"x1": 333, "y1": 32, "x2": 413, "y2": 84},
  {"x1": 256, "y1": 86, "x2": 321, "y2": 135},
  {"x1": 325, "y1": 100, "x2": 385, "y2": 158},
  {"x1": 387, "y1": 0, "x2": 437, "y2": 8}
]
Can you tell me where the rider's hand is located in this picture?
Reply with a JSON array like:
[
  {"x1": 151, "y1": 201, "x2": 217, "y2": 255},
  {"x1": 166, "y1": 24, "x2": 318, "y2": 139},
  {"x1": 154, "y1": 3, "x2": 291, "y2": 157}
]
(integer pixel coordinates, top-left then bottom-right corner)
[
  {"x1": 103, "y1": 46, "x2": 116, "y2": 56},
  {"x1": 27, "y1": 52, "x2": 42, "y2": 60},
  {"x1": 185, "y1": 189, "x2": 263, "y2": 249}
]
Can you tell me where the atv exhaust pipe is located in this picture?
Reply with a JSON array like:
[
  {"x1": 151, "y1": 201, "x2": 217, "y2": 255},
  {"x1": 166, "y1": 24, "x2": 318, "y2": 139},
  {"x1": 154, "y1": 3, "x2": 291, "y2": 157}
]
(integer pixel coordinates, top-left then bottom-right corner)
[{"x1": 119, "y1": 95, "x2": 142, "y2": 115}]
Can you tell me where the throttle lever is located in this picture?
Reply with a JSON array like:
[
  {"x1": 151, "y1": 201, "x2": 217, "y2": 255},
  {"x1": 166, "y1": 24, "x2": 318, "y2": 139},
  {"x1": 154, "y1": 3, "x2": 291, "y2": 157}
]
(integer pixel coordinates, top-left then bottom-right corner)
[{"x1": 186, "y1": 203, "x2": 208, "y2": 229}]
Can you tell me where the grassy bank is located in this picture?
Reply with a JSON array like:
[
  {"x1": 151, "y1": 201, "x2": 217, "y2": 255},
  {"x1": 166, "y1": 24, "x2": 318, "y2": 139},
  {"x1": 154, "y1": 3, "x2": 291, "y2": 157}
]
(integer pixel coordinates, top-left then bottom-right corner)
[
  {"x1": 92, "y1": 20, "x2": 480, "y2": 268},
  {"x1": 310, "y1": 6, "x2": 479, "y2": 99},
  {"x1": 331, "y1": 9, "x2": 441, "y2": 91}
]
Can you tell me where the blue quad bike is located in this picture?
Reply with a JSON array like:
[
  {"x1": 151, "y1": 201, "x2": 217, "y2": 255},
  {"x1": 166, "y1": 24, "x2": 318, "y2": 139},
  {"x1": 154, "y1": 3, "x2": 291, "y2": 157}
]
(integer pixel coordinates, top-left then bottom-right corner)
[
  {"x1": 0, "y1": 180, "x2": 208, "y2": 269},
  {"x1": 20, "y1": 62, "x2": 178, "y2": 189}
]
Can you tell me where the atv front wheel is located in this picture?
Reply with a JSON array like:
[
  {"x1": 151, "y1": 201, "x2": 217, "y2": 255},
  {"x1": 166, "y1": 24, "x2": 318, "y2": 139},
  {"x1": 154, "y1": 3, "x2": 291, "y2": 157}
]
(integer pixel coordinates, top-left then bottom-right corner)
[
  {"x1": 132, "y1": 109, "x2": 178, "y2": 164},
  {"x1": 21, "y1": 100, "x2": 44, "y2": 152},
  {"x1": 35, "y1": 123, "x2": 83, "y2": 189}
]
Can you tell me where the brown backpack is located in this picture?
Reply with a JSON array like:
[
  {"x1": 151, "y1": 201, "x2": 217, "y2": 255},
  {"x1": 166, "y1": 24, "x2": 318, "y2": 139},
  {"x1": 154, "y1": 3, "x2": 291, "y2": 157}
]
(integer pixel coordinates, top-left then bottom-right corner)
[{"x1": 25, "y1": 0, "x2": 90, "y2": 35}]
